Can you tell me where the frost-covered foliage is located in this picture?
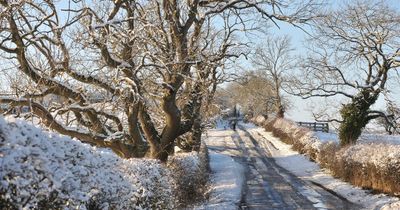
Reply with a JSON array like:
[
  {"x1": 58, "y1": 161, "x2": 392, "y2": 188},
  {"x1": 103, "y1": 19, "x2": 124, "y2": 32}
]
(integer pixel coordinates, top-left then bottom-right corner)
[
  {"x1": 0, "y1": 117, "x2": 175, "y2": 209},
  {"x1": 332, "y1": 143, "x2": 400, "y2": 195},
  {"x1": 252, "y1": 116, "x2": 400, "y2": 195},
  {"x1": 338, "y1": 143, "x2": 400, "y2": 169},
  {"x1": 168, "y1": 143, "x2": 209, "y2": 207}
]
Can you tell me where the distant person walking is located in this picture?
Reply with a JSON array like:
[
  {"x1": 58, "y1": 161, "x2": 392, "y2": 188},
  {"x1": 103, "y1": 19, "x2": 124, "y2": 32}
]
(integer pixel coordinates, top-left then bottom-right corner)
[{"x1": 231, "y1": 105, "x2": 238, "y2": 131}]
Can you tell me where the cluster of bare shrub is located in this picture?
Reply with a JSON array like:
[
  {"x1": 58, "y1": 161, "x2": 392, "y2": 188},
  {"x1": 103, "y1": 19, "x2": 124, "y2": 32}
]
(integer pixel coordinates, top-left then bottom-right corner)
[
  {"x1": 254, "y1": 117, "x2": 400, "y2": 196},
  {"x1": 168, "y1": 144, "x2": 209, "y2": 207}
]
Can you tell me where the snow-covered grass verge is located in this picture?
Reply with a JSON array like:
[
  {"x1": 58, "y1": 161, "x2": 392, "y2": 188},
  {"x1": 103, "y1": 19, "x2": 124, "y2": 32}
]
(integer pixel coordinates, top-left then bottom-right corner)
[
  {"x1": 0, "y1": 117, "x2": 208, "y2": 209},
  {"x1": 194, "y1": 129, "x2": 245, "y2": 209},
  {"x1": 252, "y1": 117, "x2": 400, "y2": 199},
  {"x1": 196, "y1": 152, "x2": 244, "y2": 209}
]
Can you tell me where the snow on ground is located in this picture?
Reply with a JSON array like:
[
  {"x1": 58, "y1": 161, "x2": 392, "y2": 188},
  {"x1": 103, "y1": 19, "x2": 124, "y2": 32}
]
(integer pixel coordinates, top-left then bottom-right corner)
[
  {"x1": 214, "y1": 118, "x2": 231, "y2": 130},
  {"x1": 247, "y1": 125, "x2": 400, "y2": 210},
  {"x1": 199, "y1": 152, "x2": 244, "y2": 209},
  {"x1": 313, "y1": 132, "x2": 339, "y2": 143},
  {"x1": 314, "y1": 130, "x2": 400, "y2": 145},
  {"x1": 195, "y1": 128, "x2": 245, "y2": 209},
  {"x1": 360, "y1": 134, "x2": 400, "y2": 145}
]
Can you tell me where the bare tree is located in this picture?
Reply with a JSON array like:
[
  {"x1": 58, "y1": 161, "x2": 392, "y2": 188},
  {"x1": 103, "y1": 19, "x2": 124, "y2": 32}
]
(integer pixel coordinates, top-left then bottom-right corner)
[
  {"x1": 0, "y1": 0, "x2": 321, "y2": 161},
  {"x1": 251, "y1": 35, "x2": 293, "y2": 118},
  {"x1": 225, "y1": 71, "x2": 276, "y2": 118},
  {"x1": 376, "y1": 97, "x2": 400, "y2": 135},
  {"x1": 289, "y1": 1, "x2": 400, "y2": 145}
]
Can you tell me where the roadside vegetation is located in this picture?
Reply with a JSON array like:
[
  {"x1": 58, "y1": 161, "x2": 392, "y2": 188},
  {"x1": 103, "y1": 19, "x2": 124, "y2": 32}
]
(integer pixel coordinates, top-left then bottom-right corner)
[
  {"x1": 253, "y1": 116, "x2": 400, "y2": 196},
  {"x1": 0, "y1": 116, "x2": 208, "y2": 209}
]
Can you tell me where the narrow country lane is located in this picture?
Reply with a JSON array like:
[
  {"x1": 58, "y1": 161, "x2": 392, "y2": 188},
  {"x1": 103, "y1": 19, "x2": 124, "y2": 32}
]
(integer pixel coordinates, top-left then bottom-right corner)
[{"x1": 205, "y1": 122, "x2": 360, "y2": 210}]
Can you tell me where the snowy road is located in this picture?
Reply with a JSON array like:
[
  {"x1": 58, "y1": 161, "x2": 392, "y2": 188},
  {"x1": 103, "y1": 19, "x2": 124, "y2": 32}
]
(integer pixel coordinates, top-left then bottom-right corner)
[{"x1": 205, "y1": 123, "x2": 360, "y2": 210}]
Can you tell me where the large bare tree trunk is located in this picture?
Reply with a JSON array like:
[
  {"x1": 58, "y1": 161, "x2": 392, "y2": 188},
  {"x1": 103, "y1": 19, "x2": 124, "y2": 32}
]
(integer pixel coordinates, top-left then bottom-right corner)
[{"x1": 338, "y1": 90, "x2": 379, "y2": 146}]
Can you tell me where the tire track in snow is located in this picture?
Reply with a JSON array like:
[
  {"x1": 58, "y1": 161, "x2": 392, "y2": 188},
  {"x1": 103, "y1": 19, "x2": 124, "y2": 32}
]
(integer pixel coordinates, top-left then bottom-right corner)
[
  {"x1": 241, "y1": 125, "x2": 359, "y2": 210},
  {"x1": 232, "y1": 126, "x2": 316, "y2": 209}
]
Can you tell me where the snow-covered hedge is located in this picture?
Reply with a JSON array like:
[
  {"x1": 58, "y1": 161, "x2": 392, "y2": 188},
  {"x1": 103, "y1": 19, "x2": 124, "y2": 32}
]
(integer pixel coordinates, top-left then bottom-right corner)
[
  {"x1": 328, "y1": 143, "x2": 400, "y2": 195},
  {"x1": 257, "y1": 118, "x2": 322, "y2": 160},
  {"x1": 253, "y1": 116, "x2": 400, "y2": 196},
  {"x1": 0, "y1": 117, "x2": 175, "y2": 209},
  {"x1": 168, "y1": 144, "x2": 209, "y2": 207}
]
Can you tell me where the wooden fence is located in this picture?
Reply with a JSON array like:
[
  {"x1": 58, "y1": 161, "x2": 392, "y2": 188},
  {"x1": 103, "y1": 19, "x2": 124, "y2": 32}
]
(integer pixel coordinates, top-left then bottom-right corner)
[{"x1": 296, "y1": 122, "x2": 329, "y2": 133}]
